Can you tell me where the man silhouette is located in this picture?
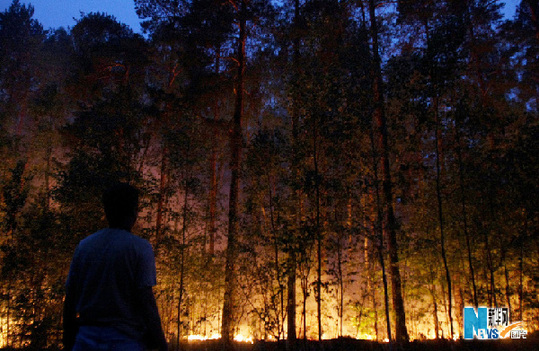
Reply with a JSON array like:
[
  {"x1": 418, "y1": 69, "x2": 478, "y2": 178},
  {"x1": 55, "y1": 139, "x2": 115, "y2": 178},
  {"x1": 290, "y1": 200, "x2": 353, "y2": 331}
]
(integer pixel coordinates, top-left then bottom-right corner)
[{"x1": 63, "y1": 183, "x2": 167, "y2": 351}]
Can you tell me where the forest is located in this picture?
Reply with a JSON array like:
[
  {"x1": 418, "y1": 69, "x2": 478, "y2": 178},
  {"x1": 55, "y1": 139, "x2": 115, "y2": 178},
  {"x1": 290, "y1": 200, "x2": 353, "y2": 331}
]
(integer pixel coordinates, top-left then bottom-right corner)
[{"x1": 0, "y1": 0, "x2": 537, "y2": 349}]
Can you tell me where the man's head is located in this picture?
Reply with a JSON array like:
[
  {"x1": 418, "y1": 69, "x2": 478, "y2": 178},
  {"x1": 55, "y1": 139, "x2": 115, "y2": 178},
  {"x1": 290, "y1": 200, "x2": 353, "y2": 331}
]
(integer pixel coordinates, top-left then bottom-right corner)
[{"x1": 102, "y1": 183, "x2": 139, "y2": 231}]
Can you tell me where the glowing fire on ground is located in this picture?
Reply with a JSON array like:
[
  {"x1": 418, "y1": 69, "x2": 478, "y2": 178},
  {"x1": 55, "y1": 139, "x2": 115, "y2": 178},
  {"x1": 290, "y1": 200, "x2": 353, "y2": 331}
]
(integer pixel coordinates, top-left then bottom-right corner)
[
  {"x1": 234, "y1": 334, "x2": 254, "y2": 343},
  {"x1": 185, "y1": 330, "x2": 465, "y2": 344},
  {"x1": 186, "y1": 333, "x2": 384, "y2": 343},
  {"x1": 186, "y1": 334, "x2": 254, "y2": 344},
  {"x1": 0, "y1": 317, "x2": 7, "y2": 347},
  {"x1": 187, "y1": 334, "x2": 220, "y2": 342}
]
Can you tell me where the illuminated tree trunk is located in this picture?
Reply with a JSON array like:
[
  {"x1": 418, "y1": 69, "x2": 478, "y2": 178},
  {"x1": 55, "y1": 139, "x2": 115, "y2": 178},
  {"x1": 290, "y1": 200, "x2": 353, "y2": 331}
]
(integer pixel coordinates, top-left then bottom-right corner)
[
  {"x1": 434, "y1": 96, "x2": 453, "y2": 338},
  {"x1": 455, "y1": 120, "x2": 478, "y2": 308},
  {"x1": 155, "y1": 144, "x2": 168, "y2": 251},
  {"x1": 297, "y1": 231, "x2": 311, "y2": 344},
  {"x1": 287, "y1": 0, "x2": 300, "y2": 344},
  {"x1": 430, "y1": 283, "x2": 440, "y2": 339},
  {"x1": 208, "y1": 142, "x2": 217, "y2": 256},
  {"x1": 302, "y1": 284, "x2": 306, "y2": 340},
  {"x1": 287, "y1": 251, "x2": 296, "y2": 347},
  {"x1": 519, "y1": 217, "x2": 525, "y2": 321},
  {"x1": 177, "y1": 162, "x2": 191, "y2": 350},
  {"x1": 208, "y1": 46, "x2": 221, "y2": 256},
  {"x1": 374, "y1": 303, "x2": 380, "y2": 340},
  {"x1": 337, "y1": 238, "x2": 344, "y2": 338},
  {"x1": 488, "y1": 177, "x2": 501, "y2": 307},
  {"x1": 267, "y1": 173, "x2": 284, "y2": 338},
  {"x1": 370, "y1": 126, "x2": 392, "y2": 342},
  {"x1": 221, "y1": 0, "x2": 246, "y2": 346},
  {"x1": 368, "y1": 0, "x2": 409, "y2": 342},
  {"x1": 313, "y1": 118, "x2": 322, "y2": 341},
  {"x1": 44, "y1": 115, "x2": 53, "y2": 210},
  {"x1": 502, "y1": 252, "x2": 512, "y2": 312},
  {"x1": 298, "y1": 237, "x2": 312, "y2": 345}
]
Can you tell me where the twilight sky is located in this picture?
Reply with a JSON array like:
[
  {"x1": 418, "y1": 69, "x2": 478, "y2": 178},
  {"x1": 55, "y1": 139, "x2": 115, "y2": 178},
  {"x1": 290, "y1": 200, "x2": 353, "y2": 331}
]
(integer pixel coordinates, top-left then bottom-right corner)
[
  {"x1": 0, "y1": 0, "x2": 143, "y2": 32},
  {"x1": 0, "y1": 0, "x2": 524, "y2": 34}
]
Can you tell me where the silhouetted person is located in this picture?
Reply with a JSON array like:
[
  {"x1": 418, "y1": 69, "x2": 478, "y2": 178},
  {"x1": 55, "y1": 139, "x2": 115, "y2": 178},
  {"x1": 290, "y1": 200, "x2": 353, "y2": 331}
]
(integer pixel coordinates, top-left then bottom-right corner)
[{"x1": 63, "y1": 183, "x2": 167, "y2": 351}]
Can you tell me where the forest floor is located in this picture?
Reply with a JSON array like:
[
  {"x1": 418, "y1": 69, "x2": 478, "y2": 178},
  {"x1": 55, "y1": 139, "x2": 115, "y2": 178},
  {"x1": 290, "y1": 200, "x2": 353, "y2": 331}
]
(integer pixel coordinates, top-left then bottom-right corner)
[
  {"x1": 183, "y1": 335, "x2": 539, "y2": 351},
  {"x1": 2, "y1": 335, "x2": 539, "y2": 351},
  {"x1": 191, "y1": 336, "x2": 536, "y2": 351}
]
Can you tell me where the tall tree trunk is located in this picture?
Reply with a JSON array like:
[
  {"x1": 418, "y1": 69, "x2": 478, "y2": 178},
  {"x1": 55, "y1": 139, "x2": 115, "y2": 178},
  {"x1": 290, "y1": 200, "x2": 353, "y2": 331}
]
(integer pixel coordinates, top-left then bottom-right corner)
[
  {"x1": 299, "y1": 250, "x2": 311, "y2": 345},
  {"x1": 44, "y1": 115, "x2": 53, "y2": 210},
  {"x1": 287, "y1": 252, "x2": 297, "y2": 348},
  {"x1": 299, "y1": 241, "x2": 311, "y2": 346},
  {"x1": 287, "y1": 0, "x2": 300, "y2": 344},
  {"x1": 377, "y1": 232, "x2": 391, "y2": 342},
  {"x1": 313, "y1": 118, "x2": 323, "y2": 341},
  {"x1": 6, "y1": 283, "x2": 11, "y2": 347},
  {"x1": 338, "y1": 239, "x2": 344, "y2": 338},
  {"x1": 370, "y1": 125, "x2": 392, "y2": 342},
  {"x1": 208, "y1": 141, "x2": 217, "y2": 255},
  {"x1": 267, "y1": 173, "x2": 284, "y2": 339},
  {"x1": 221, "y1": 0, "x2": 246, "y2": 346},
  {"x1": 455, "y1": 120, "x2": 478, "y2": 308},
  {"x1": 177, "y1": 174, "x2": 190, "y2": 351},
  {"x1": 302, "y1": 279, "x2": 307, "y2": 342},
  {"x1": 155, "y1": 144, "x2": 168, "y2": 251},
  {"x1": 368, "y1": 0, "x2": 408, "y2": 342},
  {"x1": 372, "y1": 275, "x2": 379, "y2": 341},
  {"x1": 519, "y1": 215, "x2": 525, "y2": 321},
  {"x1": 430, "y1": 283, "x2": 440, "y2": 340},
  {"x1": 486, "y1": 183, "x2": 498, "y2": 307},
  {"x1": 425, "y1": 16, "x2": 452, "y2": 337},
  {"x1": 434, "y1": 96, "x2": 453, "y2": 338},
  {"x1": 208, "y1": 46, "x2": 221, "y2": 256},
  {"x1": 503, "y1": 254, "x2": 512, "y2": 312}
]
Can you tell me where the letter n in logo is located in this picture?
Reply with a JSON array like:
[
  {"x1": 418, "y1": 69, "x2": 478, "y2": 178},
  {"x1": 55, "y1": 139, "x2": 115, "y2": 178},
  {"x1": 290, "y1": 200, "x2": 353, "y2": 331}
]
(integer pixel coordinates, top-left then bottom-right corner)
[{"x1": 464, "y1": 307, "x2": 487, "y2": 339}]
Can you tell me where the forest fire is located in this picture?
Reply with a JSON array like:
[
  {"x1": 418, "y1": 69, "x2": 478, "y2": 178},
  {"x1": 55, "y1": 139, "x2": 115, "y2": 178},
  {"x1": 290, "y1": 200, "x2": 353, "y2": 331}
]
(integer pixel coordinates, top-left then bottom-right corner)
[
  {"x1": 355, "y1": 333, "x2": 374, "y2": 341},
  {"x1": 186, "y1": 334, "x2": 253, "y2": 344},
  {"x1": 0, "y1": 0, "x2": 538, "y2": 349},
  {"x1": 0, "y1": 316, "x2": 7, "y2": 346},
  {"x1": 186, "y1": 334, "x2": 220, "y2": 342},
  {"x1": 0, "y1": 321, "x2": 5, "y2": 348},
  {"x1": 184, "y1": 332, "x2": 460, "y2": 343},
  {"x1": 234, "y1": 334, "x2": 255, "y2": 344}
]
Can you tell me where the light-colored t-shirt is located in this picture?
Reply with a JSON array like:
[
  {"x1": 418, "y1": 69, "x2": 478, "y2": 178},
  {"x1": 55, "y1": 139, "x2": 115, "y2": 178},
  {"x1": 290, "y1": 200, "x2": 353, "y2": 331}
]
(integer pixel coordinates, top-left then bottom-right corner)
[{"x1": 66, "y1": 228, "x2": 157, "y2": 340}]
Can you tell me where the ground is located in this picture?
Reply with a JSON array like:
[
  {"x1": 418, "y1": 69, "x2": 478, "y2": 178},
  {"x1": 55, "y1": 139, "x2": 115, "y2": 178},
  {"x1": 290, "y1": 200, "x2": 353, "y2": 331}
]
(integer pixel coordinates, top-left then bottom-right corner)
[{"x1": 1, "y1": 335, "x2": 538, "y2": 351}]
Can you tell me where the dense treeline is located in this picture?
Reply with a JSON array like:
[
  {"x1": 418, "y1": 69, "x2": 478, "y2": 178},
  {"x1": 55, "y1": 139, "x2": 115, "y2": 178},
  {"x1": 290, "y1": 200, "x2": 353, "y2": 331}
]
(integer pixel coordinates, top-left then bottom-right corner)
[{"x1": 0, "y1": 0, "x2": 537, "y2": 348}]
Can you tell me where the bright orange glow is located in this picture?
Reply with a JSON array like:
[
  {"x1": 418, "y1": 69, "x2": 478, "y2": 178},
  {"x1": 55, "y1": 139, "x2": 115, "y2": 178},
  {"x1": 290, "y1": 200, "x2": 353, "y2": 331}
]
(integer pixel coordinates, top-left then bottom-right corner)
[
  {"x1": 187, "y1": 334, "x2": 220, "y2": 342},
  {"x1": 234, "y1": 334, "x2": 254, "y2": 344},
  {"x1": 186, "y1": 333, "x2": 253, "y2": 344},
  {"x1": 0, "y1": 317, "x2": 7, "y2": 347}
]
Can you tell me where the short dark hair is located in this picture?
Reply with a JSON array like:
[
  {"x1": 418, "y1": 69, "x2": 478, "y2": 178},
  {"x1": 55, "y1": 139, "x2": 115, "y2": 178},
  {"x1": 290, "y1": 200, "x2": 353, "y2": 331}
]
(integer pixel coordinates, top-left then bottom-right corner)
[{"x1": 102, "y1": 183, "x2": 139, "y2": 227}]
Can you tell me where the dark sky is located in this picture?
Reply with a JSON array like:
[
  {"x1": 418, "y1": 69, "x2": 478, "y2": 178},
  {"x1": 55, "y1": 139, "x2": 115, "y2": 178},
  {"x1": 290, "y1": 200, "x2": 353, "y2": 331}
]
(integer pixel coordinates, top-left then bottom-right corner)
[{"x1": 0, "y1": 0, "x2": 523, "y2": 34}]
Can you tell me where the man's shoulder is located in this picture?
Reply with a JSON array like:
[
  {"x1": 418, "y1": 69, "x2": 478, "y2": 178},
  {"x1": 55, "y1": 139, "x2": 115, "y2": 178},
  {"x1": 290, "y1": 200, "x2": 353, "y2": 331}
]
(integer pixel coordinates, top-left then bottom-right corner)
[
  {"x1": 79, "y1": 228, "x2": 153, "y2": 252},
  {"x1": 121, "y1": 230, "x2": 153, "y2": 250},
  {"x1": 77, "y1": 228, "x2": 106, "y2": 250}
]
